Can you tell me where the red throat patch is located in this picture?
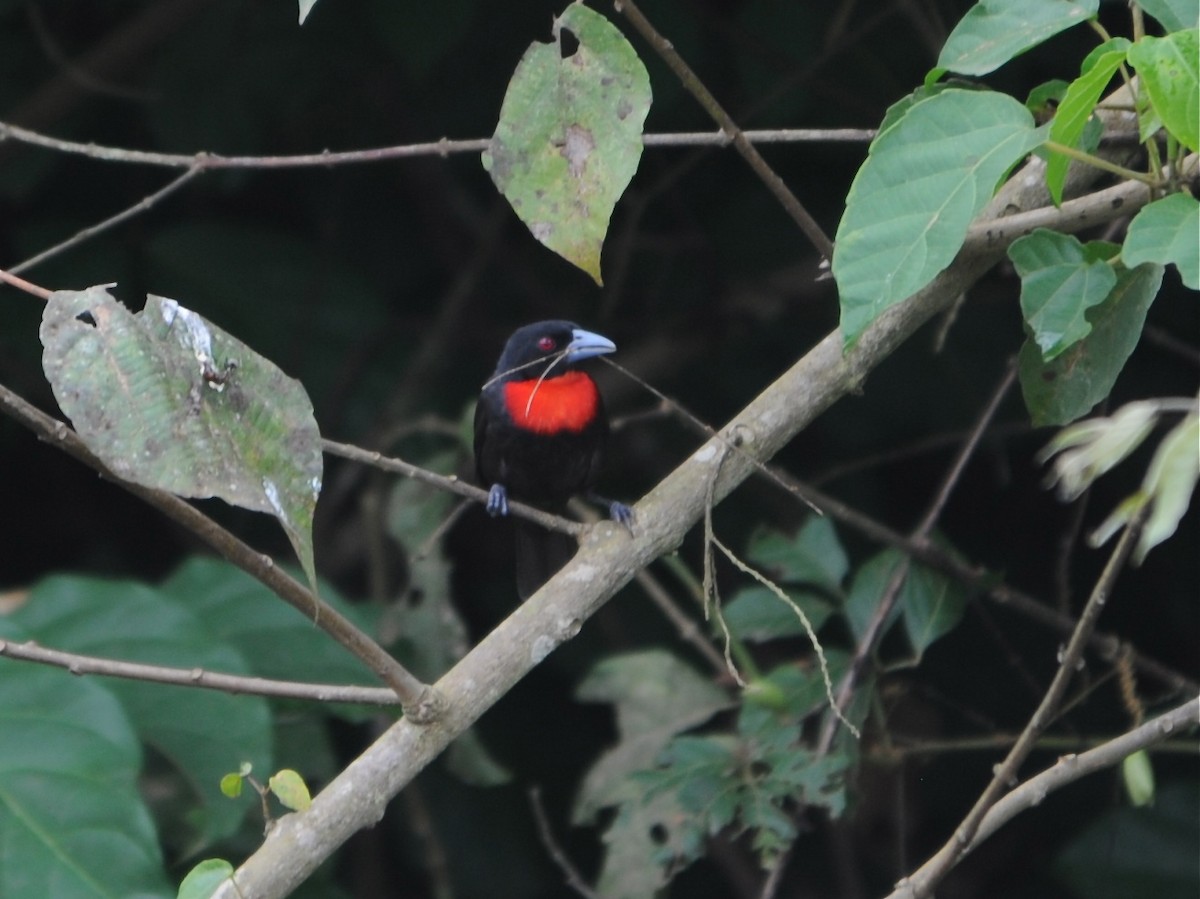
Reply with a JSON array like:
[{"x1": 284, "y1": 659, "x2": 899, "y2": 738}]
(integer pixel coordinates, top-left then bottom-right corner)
[{"x1": 503, "y1": 371, "x2": 600, "y2": 434}]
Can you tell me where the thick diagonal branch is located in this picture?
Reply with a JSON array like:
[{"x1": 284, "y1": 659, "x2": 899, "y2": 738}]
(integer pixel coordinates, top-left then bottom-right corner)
[{"x1": 209, "y1": 95, "x2": 1156, "y2": 898}]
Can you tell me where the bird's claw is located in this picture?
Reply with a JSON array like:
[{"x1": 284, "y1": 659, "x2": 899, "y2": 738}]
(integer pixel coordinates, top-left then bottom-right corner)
[
  {"x1": 609, "y1": 501, "x2": 635, "y2": 531},
  {"x1": 486, "y1": 484, "x2": 510, "y2": 517}
]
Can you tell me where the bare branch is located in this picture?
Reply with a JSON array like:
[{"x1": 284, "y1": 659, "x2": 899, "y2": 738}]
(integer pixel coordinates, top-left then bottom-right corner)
[
  {"x1": 10, "y1": 165, "x2": 204, "y2": 275},
  {"x1": 0, "y1": 118, "x2": 870, "y2": 171},
  {"x1": 893, "y1": 503, "x2": 1152, "y2": 898},
  {"x1": 0, "y1": 383, "x2": 433, "y2": 717},
  {"x1": 614, "y1": 0, "x2": 835, "y2": 259},
  {"x1": 207, "y1": 100, "x2": 1153, "y2": 898},
  {"x1": 0, "y1": 638, "x2": 399, "y2": 706},
  {"x1": 322, "y1": 438, "x2": 586, "y2": 537},
  {"x1": 885, "y1": 695, "x2": 1200, "y2": 899}
]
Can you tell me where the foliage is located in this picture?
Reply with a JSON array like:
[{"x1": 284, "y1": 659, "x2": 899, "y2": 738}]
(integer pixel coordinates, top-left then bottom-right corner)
[{"x1": 0, "y1": 0, "x2": 1195, "y2": 897}]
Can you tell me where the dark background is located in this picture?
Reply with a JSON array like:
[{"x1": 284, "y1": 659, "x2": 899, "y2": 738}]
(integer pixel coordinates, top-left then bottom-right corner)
[{"x1": 1, "y1": 1, "x2": 1196, "y2": 897}]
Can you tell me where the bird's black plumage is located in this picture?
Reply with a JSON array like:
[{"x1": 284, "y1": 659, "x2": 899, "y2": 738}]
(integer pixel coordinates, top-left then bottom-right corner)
[{"x1": 474, "y1": 320, "x2": 627, "y2": 599}]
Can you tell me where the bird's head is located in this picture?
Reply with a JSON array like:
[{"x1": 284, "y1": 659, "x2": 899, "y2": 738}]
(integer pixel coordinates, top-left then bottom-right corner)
[{"x1": 489, "y1": 320, "x2": 616, "y2": 384}]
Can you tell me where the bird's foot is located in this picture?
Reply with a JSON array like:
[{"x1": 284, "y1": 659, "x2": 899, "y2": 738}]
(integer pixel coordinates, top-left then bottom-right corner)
[
  {"x1": 609, "y1": 501, "x2": 635, "y2": 531},
  {"x1": 486, "y1": 484, "x2": 510, "y2": 517}
]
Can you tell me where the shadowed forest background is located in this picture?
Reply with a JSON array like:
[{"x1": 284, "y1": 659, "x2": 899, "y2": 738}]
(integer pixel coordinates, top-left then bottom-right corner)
[{"x1": 0, "y1": 1, "x2": 1196, "y2": 898}]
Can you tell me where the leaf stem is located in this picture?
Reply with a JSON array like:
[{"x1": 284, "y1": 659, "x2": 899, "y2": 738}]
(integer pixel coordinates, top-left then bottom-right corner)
[{"x1": 1042, "y1": 139, "x2": 1160, "y2": 186}]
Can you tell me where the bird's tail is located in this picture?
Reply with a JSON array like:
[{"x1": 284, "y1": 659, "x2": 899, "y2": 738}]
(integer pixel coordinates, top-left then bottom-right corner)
[{"x1": 514, "y1": 517, "x2": 577, "y2": 600}]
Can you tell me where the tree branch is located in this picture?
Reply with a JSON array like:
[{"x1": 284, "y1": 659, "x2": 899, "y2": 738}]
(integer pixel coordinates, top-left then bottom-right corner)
[
  {"x1": 0, "y1": 638, "x2": 399, "y2": 706},
  {"x1": 0, "y1": 118, "x2": 870, "y2": 171},
  {"x1": 885, "y1": 695, "x2": 1199, "y2": 899},
  {"x1": 614, "y1": 0, "x2": 835, "y2": 259},
  {"x1": 209, "y1": 97, "x2": 1151, "y2": 898},
  {"x1": 891, "y1": 502, "x2": 1152, "y2": 898},
  {"x1": 0, "y1": 383, "x2": 434, "y2": 717}
]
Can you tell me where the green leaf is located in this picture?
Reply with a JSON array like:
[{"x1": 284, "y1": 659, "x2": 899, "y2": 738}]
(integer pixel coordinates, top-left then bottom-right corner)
[
  {"x1": 1136, "y1": 0, "x2": 1198, "y2": 32},
  {"x1": 159, "y1": 557, "x2": 380, "y2": 715},
  {"x1": 1009, "y1": 229, "x2": 1119, "y2": 359},
  {"x1": 842, "y1": 550, "x2": 967, "y2": 663},
  {"x1": 1038, "y1": 400, "x2": 1160, "y2": 501},
  {"x1": 39, "y1": 287, "x2": 323, "y2": 593},
  {"x1": 937, "y1": 0, "x2": 1099, "y2": 76},
  {"x1": 1121, "y1": 750, "x2": 1156, "y2": 807},
  {"x1": 1123, "y1": 192, "x2": 1200, "y2": 289},
  {"x1": 1134, "y1": 411, "x2": 1199, "y2": 563},
  {"x1": 574, "y1": 652, "x2": 730, "y2": 898},
  {"x1": 177, "y1": 859, "x2": 234, "y2": 899},
  {"x1": 572, "y1": 650, "x2": 732, "y2": 824},
  {"x1": 722, "y1": 585, "x2": 833, "y2": 643},
  {"x1": 1127, "y1": 30, "x2": 1200, "y2": 152},
  {"x1": 0, "y1": 654, "x2": 172, "y2": 898},
  {"x1": 296, "y1": 0, "x2": 318, "y2": 25},
  {"x1": 745, "y1": 517, "x2": 848, "y2": 591},
  {"x1": 267, "y1": 769, "x2": 312, "y2": 812},
  {"x1": 1018, "y1": 262, "x2": 1164, "y2": 425},
  {"x1": 899, "y1": 559, "x2": 969, "y2": 660},
  {"x1": 13, "y1": 575, "x2": 272, "y2": 843},
  {"x1": 1045, "y1": 38, "x2": 1131, "y2": 205},
  {"x1": 1054, "y1": 781, "x2": 1199, "y2": 899},
  {"x1": 743, "y1": 656, "x2": 852, "y2": 722},
  {"x1": 219, "y1": 773, "x2": 244, "y2": 799},
  {"x1": 1026, "y1": 78, "x2": 1070, "y2": 118},
  {"x1": 842, "y1": 550, "x2": 907, "y2": 642},
  {"x1": 834, "y1": 90, "x2": 1043, "y2": 347},
  {"x1": 593, "y1": 792, "x2": 688, "y2": 898},
  {"x1": 482, "y1": 3, "x2": 652, "y2": 284}
]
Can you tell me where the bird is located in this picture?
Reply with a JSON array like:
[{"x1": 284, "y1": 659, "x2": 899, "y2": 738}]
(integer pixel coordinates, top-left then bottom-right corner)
[{"x1": 474, "y1": 320, "x2": 632, "y2": 599}]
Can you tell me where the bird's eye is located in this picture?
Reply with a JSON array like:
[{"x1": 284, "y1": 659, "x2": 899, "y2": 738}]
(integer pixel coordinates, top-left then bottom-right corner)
[{"x1": 537, "y1": 336, "x2": 556, "y2": 351}]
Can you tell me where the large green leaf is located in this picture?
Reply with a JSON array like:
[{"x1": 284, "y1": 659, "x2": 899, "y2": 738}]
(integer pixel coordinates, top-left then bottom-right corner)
[
  {"x1": 1045, "y1": 38, "x2": 1132, "y2": 205},
  {"x1": 159, "y1": 558, "x2": 379, "y2": 709},
  {"x1": 573, "y1": 651, "x2": 732, "y2": 898},
  {"x1": 937, "y1": 0, "x2": 1099, "y2": 76},
  {"x1": 834, "y1": 90, "x2": 1043, "y2": 347},
  {"x1": 1009, "y1": 230, "x2": 1119, "y2": 360},
  {"x1": 0, "y1": 635, "x2": 171, "y2": 899},
  {"x1": 1136, "y1": 0, "x2": 1198, "y2": 32},
  {"x1": 572, "y1": 650, "x2": 731, "y2": 823},
  {"x1": 1123, "y1": 192, "x2": 1200, "y2": 289},
  {"x1": 1054, "y1": 781, "x2": 1200, "y2": 899},
  {"x1": 1127, "y1": 30, "x2": 1200, "y2": 152},
  {"x1": 482, "y1": 3, "x2": 651, "y2": 284},
  {"x1": 39, "y1": 287, "x2": 323, "y2": 592},
  {"x1": 1019, "y1": 262, "x2": 1164, "y2": 425},
  {"x1": 11, "y1": 576, "x2": 272, "y2": 843}
]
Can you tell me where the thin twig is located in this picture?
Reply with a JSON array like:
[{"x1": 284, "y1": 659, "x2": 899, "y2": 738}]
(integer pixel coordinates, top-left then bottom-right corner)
[
  {"x1": 613, "y1": 0, "x2": 835, "y2": 259},
  {"x1": 891, "y1": 504, "x2": 1153, "y2": 899},
  {"x1": 816, "y1": 361, "x2": 1018, "y2": 754},
  {"x1": 616, "y1": 352, "x2": 1196, "y2": 699},
  {"x1": 529, "y1": 788, "x2": 602, "y2": 899},
  {"x1": 886, "y1": 695, "x2": 1198, "y2": 899},
  {"x1": 0, "y1": 382, "x2": 435, "y2": 718},
  {"x1": 0, "y1": 638, "x2": 400, "y2": 705},
  {"x1": 0, "y1": 118, "x2": 870, "y2": 170},
  {"x1": 10, "y1": 165, "x2": 204, "y2": 275},
  {"x1": 322, "y1": 439, "x2": 586, "y2": 537}
]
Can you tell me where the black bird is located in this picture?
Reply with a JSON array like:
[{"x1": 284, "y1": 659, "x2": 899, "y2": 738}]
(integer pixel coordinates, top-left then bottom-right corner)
[{"x1": 474, "y1": 320, "x2": 631, "y2": 599}]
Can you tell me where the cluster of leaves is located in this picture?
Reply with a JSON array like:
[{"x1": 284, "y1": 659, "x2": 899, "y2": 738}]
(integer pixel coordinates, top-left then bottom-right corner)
[
  {"x1": 0, "y1": 560, "x2": 376, "y2": 896},
  {"x1": 0, "y1": 0, "x2": 1195, "y2": 896},
  {"x1": 571, "y1": 517, "x2": 968, "y2": 893}
]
